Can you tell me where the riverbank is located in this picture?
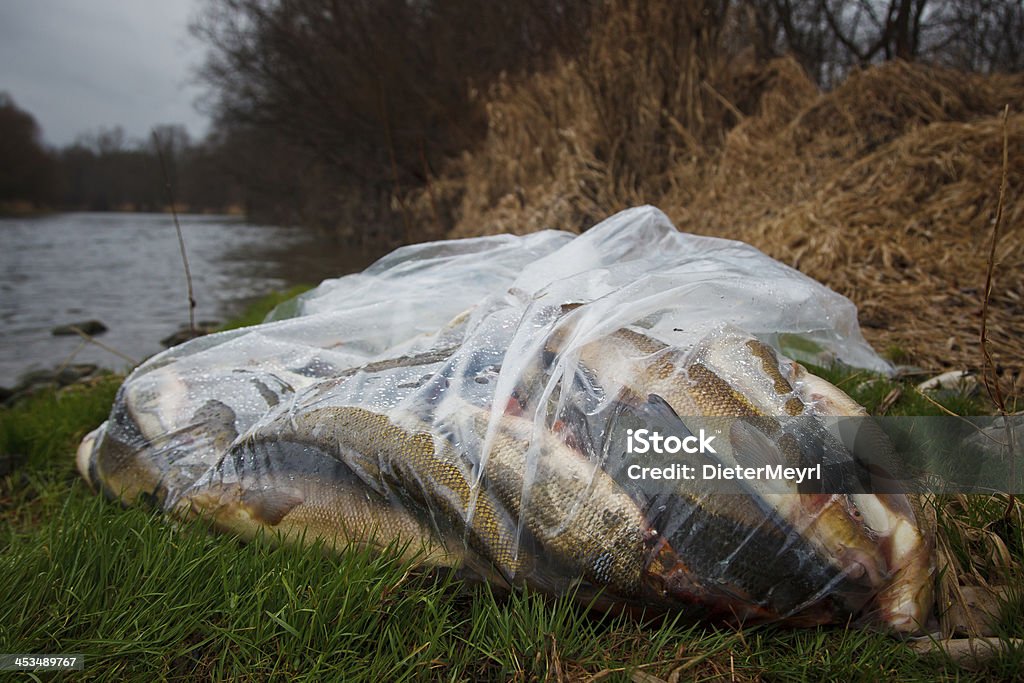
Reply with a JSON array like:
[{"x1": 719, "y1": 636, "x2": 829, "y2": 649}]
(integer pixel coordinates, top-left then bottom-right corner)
[
  {"x1": 0, "y1": 212, "x2": 366, "y2": 387},
  {"x1": 1, "y1": 288, "x2": 1021, "y2": 679},
  {"x1": 0, "y1": 286, "x2": 312, "y2": 406},
  {"x1": 0, "y1": 202, "x2": 245, "y2": 217},
  {"x1": 0, "y1": 200, "x2": 53, "y2": 217}
]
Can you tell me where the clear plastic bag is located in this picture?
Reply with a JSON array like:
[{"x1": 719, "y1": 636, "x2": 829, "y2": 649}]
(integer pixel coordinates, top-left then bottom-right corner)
[{"x1": 78, "y1": 206, "x2": 932, "y2": 631}]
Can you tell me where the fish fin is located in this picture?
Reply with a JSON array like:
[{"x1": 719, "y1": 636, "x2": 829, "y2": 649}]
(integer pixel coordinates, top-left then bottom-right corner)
[
  {"x1": 647, "y1": 393, "x2": 681, "y2": 419},
  {"x1": 188, "y1": 399, "x2": 239, "y2": 451},
  {"x1": 250, "y1": 378, "x2": 282, "y2": 407},
  {"x1": 730, "y1": 420, "x2": 787, "y2": 469},
  {"x1": 241, "y1": 488, "x2": 304, "y2": 526},
  {"x1": 838, "y1": 416, "x2": 910, "y2": 491},
  {"x1": 419, "y1": 372, "x2": 451, "y2": 406},
  {"x1": 644, "y1": 394, "x2": 695, "y2": 437},
  {"x1": 551, "y1": 405, "x2": 594, "y2": 456},
  {"x1": 191, "y1": 398, "x2": 237, "y2": 423}
]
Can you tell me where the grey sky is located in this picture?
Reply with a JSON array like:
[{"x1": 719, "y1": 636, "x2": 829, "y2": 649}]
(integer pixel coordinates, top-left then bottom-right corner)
[{"x1": 0, "y1": 1, "x2": 209, "y2": 148}]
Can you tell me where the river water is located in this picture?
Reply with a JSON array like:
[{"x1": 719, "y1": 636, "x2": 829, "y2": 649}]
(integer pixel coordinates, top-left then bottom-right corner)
[{"x1": 0, "y1": 212, "x2": 384, "y2": 387}]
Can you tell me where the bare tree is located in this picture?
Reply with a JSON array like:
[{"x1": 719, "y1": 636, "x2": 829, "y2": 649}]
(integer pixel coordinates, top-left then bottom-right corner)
[
  {"x1": 926, "y1": 0, "x2": 1024, "y2": 72},
  {"x1": 754, "y1": 0, "x2": 1022, "y2": 83},
  {"x1": 191, "y1": 0, "x2": 590, "y2": 237},
  {"x1": 0, "y1": 93, "x2": 56, "y2": 207},
  {"x1": 816, "y1": 0, "x2": 929, "y2": 68}
]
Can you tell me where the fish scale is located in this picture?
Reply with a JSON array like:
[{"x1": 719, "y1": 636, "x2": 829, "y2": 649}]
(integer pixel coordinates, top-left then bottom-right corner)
[
  {"x1": 178, "y1": 437, "x2": 464, "y2": 568},
  {"x1": 185, "y1": 401, "x2": 648, "y2": 594},
  {"x1": 745, "y1": 339, "x2": 806, "y2": 416},
  {"x1": 239, "y1": 405, "x2": 526, "y2": 580},
  {"x1": 469, "y1": 410, "x2": 647, "y2": 594}
]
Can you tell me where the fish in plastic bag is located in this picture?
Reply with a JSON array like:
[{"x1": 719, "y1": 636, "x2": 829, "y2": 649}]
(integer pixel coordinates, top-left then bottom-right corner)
[{"x1": 76, "y1": 207, "x2": 934, "y2": 633}]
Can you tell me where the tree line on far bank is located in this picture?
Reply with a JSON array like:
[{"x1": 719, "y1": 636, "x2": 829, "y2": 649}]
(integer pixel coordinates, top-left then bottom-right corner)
[{"x1": 0, "y1": 93, "x2": 243, "y2": 217}]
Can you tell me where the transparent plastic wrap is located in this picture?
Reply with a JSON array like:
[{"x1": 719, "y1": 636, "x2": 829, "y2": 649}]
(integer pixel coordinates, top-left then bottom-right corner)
[{"x1": 77, "y1": 206, "x2": 934, "y2": 632}]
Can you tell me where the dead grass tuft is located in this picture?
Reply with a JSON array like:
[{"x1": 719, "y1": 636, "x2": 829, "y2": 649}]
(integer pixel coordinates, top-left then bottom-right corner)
[{"x1": 410, "y1": 52, "x2": 1024, "y2": 403}]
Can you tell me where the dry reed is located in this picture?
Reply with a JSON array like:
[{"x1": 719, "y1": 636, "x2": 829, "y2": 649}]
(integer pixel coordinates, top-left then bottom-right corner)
[{"x1": 411, "y1": 50, "x2": 1024, "y2": 403}]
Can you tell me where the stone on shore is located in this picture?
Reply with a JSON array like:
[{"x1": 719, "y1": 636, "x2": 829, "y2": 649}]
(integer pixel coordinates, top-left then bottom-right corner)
[
  {"x1": 160, "y1": 321, "x2": 221, "y2": 347},
  {"x1": 2, "y1": 363, "x2": 102, "y2": 406},
  {"x1": 52, "y1": 320, "x2": 107, "y2": 336}
]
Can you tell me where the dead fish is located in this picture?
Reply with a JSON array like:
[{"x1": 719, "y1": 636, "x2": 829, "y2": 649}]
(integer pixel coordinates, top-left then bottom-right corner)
[
  {"x1": 230, "y1": 404, "x2": 524, "y2": 580},
  {"x1": 168, "y1": 401, "x2": 648, "y2": 597},
  {"x1": 464, "y1": 405, "x2": 647, "y2": 595},
  {"x1": 557, "y1": 326, "x2": 885, "y2": 566},
  {"x1": 176, "y1": 433, "x2": 466, "y2": 569},
  {"x1": 77, "y1": 378, "x2": 238, "y2": 508},
  {"x1": 789, "y1": 362, "x2": 935, "y2": 633},
  {"x1": 531, "y1": 366, "x2": 874, "y2": 624},
  {"x1": 548, "y1": 317, "x2": 931, "y2": 631}
]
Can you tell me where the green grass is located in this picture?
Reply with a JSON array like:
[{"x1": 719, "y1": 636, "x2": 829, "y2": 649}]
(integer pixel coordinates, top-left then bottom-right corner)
[
  {"x1": 802, "y1": 361, "x2": 990, "y2": 417},
  {"x1": 1, "y1": 300, "x2": 1022, "y2": 680},
  {"x1": 0, "y1": 485, "x2": 970, "y2": 681},
  {"x1": 217, "y1": 285, "x2": 315, "y2": 331}
]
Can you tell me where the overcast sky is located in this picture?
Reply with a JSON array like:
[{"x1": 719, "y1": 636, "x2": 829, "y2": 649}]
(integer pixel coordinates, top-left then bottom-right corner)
[{"x1": 0, "y1": 1, "x2": 210, "y2": 148}]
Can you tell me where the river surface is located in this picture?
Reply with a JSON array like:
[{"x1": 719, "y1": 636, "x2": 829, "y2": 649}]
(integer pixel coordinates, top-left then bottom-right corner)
[{"x1": 0, "y1": 212, "x2": 385, "y2": 387}]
